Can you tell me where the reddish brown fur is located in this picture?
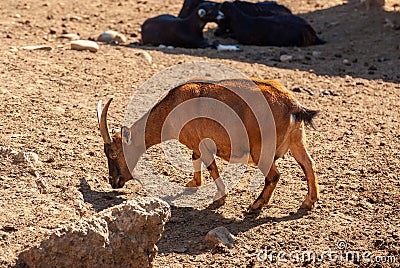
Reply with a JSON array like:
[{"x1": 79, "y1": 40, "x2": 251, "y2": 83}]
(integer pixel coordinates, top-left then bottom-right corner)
[{"x1": 99, "y1": 78, "x2": 319, "y2": 211}]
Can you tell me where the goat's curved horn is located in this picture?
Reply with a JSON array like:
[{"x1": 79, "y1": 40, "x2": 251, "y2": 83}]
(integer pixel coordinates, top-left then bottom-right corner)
[{"x1": 97, "y1": 98, "x2": 113, "y2": 145}]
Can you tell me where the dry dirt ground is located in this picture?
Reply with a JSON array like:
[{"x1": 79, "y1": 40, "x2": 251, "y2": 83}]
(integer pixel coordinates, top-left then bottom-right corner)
[{"x1": 1, "y1": 0, "x2": 400, "y2": 267}]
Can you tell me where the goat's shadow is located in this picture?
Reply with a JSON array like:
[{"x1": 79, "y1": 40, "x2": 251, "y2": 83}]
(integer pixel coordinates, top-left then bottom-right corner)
[
  {"x1": 124, "y1": 0, "x2": 399, "y2": 82},
  {"x1": 156, "y1": 204, "x2": 310, "y2": 255},
  {"x1": 78, "y1": 177, "x2": 126, "y2": 212}
]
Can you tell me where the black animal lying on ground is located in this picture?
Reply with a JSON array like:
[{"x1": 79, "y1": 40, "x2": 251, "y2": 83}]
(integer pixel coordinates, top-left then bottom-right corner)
[
  {"x1": 219, "y1": 1, "x2": 325, "y2": 46},
  {"x1": 141, "y1": 2, "x2": 223, "y2": 48}
]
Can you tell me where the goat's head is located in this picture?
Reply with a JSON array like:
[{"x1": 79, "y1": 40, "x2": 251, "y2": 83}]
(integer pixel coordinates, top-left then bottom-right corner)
[
  {"x1": 97, "y1": 98, "x2": 133, "y2": 189},
  {"x1": 196, "y1": 2, "x2": 224, "y2": 22}
]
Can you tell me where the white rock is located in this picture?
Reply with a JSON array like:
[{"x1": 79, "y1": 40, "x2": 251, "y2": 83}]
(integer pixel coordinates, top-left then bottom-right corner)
[
  {"x1": 9, "y1": 46, "x2": 18, "y2": 52},
  {"x1": 20, "y1": 198, "x2": 171, "y2": 267},
  {"x1": 280, "y1": 54, "x2": 293, "y2": 62},
  {"x1": 166, "y1": 46, "x2": 174, "y2": 49},
  {"x1": 158, "y1": 44, "x2": 167, "y2": 48},
  {"x1": 217, "y1": 44, "x2": 241, "y2": 51},
  {"x1": 97, "y1": 30, "x2": 127, "y2": 43},
  {"x1": 20, "y1": 45, "x2": 52, "y2": 51},
  {"x1": 58, "y1": 33, "x2": 80, "y2": 40},
  {"x1": 136, "y1": 51, "x2": 152, "y2": 64},
  {"x1": 312, "y1": 51, "x2": 322, "y2": 57},
  {"x1": 342, "y1": 59, "x2": 351, "y2": 65},
  {"x1": 70, "y1": 40, "x2": 99, "y2": 52},
  {"x1": 205, "y1": 226, "x2": 236, "y2": 248}
]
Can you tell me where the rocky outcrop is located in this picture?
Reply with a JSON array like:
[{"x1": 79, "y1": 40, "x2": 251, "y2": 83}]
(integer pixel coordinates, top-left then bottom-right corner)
[{"x1": 19, "y1": 197, "x2": 170, "y2": 268}]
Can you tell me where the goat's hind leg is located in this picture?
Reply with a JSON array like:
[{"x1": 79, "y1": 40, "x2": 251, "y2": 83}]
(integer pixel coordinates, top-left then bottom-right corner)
[
  {"x1": 290, "y1": 127, "x2": 319, "y2": 210},
  {"x1": 248, "y1": 163, "x2": 280, "y2": 213}
]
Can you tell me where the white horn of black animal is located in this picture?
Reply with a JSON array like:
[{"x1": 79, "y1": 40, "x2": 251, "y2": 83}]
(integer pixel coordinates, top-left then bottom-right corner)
[{"x1": 98, "y1": 98, "x2": 113, "y2": 145}]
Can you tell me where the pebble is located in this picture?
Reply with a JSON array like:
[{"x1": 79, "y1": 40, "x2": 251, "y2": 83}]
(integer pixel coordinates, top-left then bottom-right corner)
[
  {"x1": 322, "y1": 89, "x2": 339, "y2": 96},
  {"x1": 280, "y1": 54, "x2": 293, "y2": 62},
  {"x1": 136, "y1": 51, "x2": 152, "y2": 63},
  {"x1": 217, "y1": 44, "x2": 241, "y2": 51},
  {"x1": 342, "y1": 59, "x2": 351, "y2": 66},
  {"x1": 312, "y1": 51, "x2": 322, "y2": 57},
  {"x1": 14, "y1": 13, "x2": 21, "y2": 18},
  {"x1": 205, "y1": 226, "x2": 236, "y2": 248},
  {"x1": 70, "y1": 40, "x2": 99, "y2": 52},
  {"x1": 97, "y1": 30, "x2": 127, "y2": 44},
  {"x1": 20, "y1": 45, "x2": 52, "y2": 51},
  {"x1": 9, "y1": 46, "x2": 18, "y2": 53},
  {"x1": 58, "y1": 33, "x2": 80, "y2": 40}
]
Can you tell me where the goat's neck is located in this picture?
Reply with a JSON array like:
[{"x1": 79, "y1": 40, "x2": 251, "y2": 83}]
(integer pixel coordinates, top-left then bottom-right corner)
[
  {"x1": 131, "y1": 110, "x2": 164, "y2": 150},
  {"x1": 186, "y1": 15, "x2": 206, "y2": 33}
]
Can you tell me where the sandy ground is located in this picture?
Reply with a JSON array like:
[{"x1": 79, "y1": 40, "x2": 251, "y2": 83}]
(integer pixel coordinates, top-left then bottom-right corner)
[{"x1": 0, "y1": 0, "x2": 399, "y2": 267}]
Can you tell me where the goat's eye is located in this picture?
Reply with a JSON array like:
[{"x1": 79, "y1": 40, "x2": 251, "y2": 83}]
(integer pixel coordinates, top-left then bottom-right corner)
[{"x1": 109, "y1": 151, "x2": 117, "y2": 159}]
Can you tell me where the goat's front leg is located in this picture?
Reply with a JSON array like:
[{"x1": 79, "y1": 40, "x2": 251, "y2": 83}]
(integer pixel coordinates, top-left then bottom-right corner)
[
  {"x1": 290, "y1": 127, "x2": 319, "y2": 210},
  {"x1": 186, "y1": 152, "x2": 204, "y2": 187},
  {"x1": 248, "y1": 163, "x2": 280, "y2": 213}
]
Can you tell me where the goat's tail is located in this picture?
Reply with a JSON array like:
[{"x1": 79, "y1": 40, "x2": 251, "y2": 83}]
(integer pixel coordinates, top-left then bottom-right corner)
[{"x1": 293, "y1": 107, "x2": 319, "y2": 129}]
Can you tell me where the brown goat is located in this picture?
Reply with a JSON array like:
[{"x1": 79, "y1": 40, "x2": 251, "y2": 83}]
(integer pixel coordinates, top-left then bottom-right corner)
[{"x1": 98, "y1": 78, "x2": 319, "y2": 212}]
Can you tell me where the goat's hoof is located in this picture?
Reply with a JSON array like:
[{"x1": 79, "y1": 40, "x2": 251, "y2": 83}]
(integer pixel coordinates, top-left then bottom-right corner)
[
  {"x1": 246, "y1": 207, "x2": 260, "y2": 214},
  {"x1": 300, "y1": 199, "x2": 317, "y2": 210},
  {"x1": 185, "y1": 180, "x2": 198, "y2": 188},
  {"x1": 211, "y1": 193, "x2": 227, "y2": 207}
]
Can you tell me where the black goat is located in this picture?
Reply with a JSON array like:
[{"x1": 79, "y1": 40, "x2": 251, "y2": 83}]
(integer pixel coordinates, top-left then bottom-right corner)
[
  {"x1": 141, "y1": 2, "x2": 223, "y2": 48},
  {"x1": 215, "y1": 0, "x2": 292, "y2": 37},
  {"x1": 219, "y1": 2, "x2": 325, "y2": 46}
]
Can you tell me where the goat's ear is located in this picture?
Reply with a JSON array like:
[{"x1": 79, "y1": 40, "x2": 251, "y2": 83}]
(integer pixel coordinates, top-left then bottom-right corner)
[
  {"x1": 197, "y1": 8, "x2": 206, "y2": 17},
  {"x1": 121, "y1": 126, "x2": 132, "y2": 145}
]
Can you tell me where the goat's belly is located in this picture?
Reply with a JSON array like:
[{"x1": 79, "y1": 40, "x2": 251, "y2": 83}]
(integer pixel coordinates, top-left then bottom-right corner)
[{"x1": 217, "y1": 151, "x2": 256, "y2": 165}]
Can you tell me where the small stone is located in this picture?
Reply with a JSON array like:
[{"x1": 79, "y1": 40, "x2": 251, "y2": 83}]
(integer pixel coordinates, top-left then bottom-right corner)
[
  {"x1": 20, "y1": 45, "x2": 52, "y2": 51},
  {"x1": 49, "y1": 28, "x2": 57, "y2": 34},
  {"x1": 58, "y1": 33, "x2": 80, "y2": 40},
  {"x1": 166, "y1": 46, "x2": 174, "y2": 49},
  {"x1": 97, "y1": 30, "x2": 127, "y2": 44},
  {"x1": 69, "y1": 15, "x2": 82, "y2": 21},
  {"x1": 136, "y1": 51, "x2": 152, "y2": 63},
  {"x1": 303, "y1": 88, "x2": 315, "y2": 95},
  {"x1": 54, "y1": 107, "x2": 65, "y2": 114},
  {"x1": 9, "y1": 46, "x2": 18, "y2": 53},
  {"x1": 217, "y1": 44, "x2": 241, "y2": 51},
  {"x1": 15, "y1": 13, "x2": 21, "y2": 18},
  {"x1": 70, "y1": 40, "x2": 99, "y2": 52},
  {"x1": 312, "y1": 51, "x2": 322, "y2": 57},
  {"x1": 292, "y1": 87, "x2": 302, "y2": 93},
  {"x1": 342, "y1": 59, "x2": 351, "y2": 65},
  {"x1": 205, "y1": 226, "x2": 236, "y2": 249},
  {"x1": 158, "y1": 44, "x2": 166, "y2": 48},
  {"x1": 280, "y1": 54, "x2": 293, "y2": 62}
]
